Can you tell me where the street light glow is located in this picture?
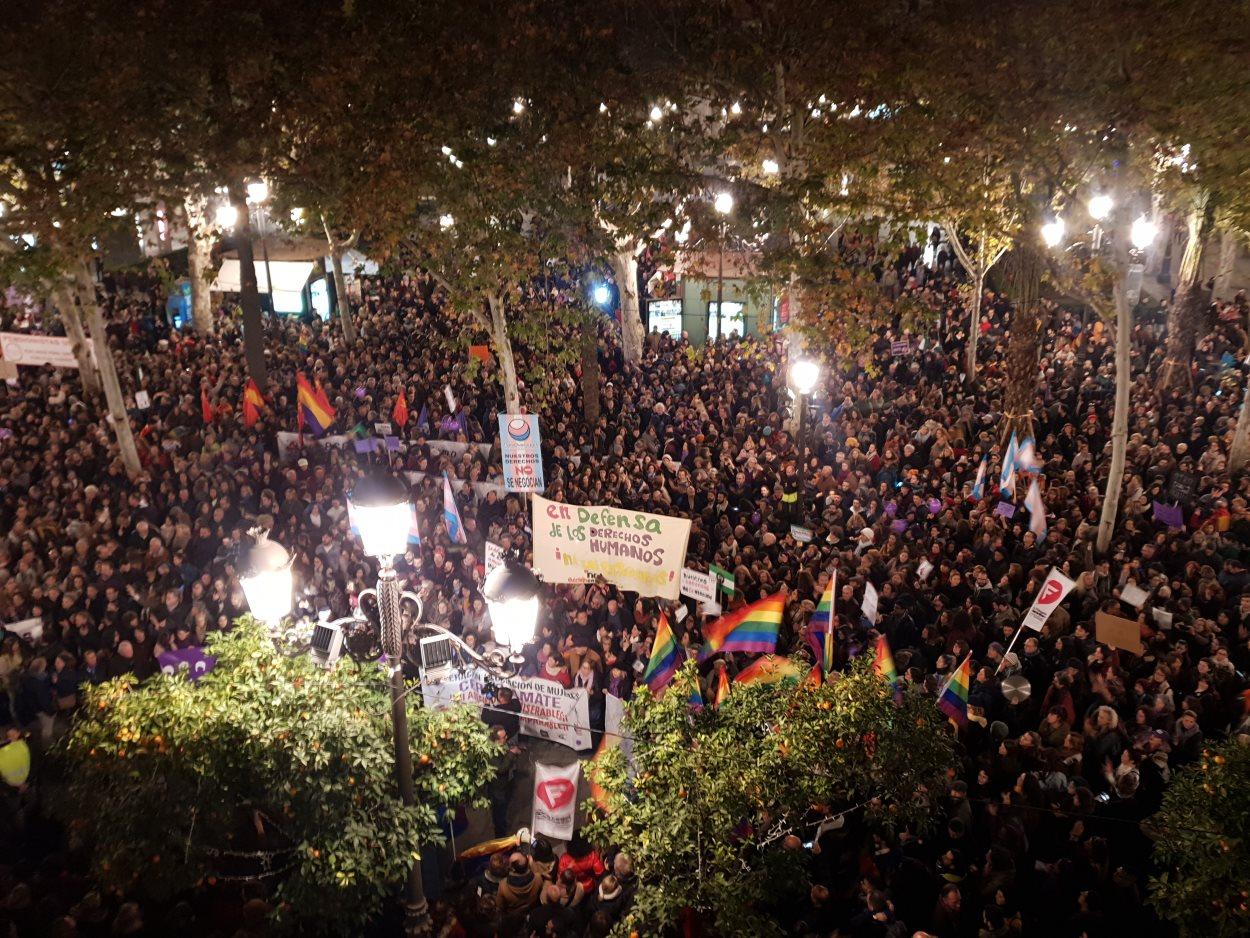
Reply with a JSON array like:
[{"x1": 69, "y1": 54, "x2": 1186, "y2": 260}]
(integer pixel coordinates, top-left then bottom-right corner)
[
  {"x1": 512, "y1": 98, "x2": 526, "y2": 115},
  {"x1": 1088, "y1": 194, "x2": 1112, "y2": 220},
  {"x1": 790, "y1": 359, "x2": 820, "y2": 395},
  {"x1": 439, "y1": 213, "x2": 455, "y2": 229},
  {"x1": 214, "y1": 203, "x2": 238, "y2": 229},
  {"x1": 714, "y1": 191, "x2": 734, "y2": 215},
  {"x1": 1130, "y1": 215, "x2": 1158, "y2": 250},
  {"x1": 246, "y1": 180, "x2": 269, "y2": 203},
  {"x1": 348, "y1": 475, "x2": 412, "y2": 561},
  {"x1": 762, "y1": 159, "x2": 779, "y2": 175},
  {"x1": 290, "y1": 207, "x2": 305, "y2": 223},
  {"x1": 592, "y1": 283, "x2": 611, "y2": 306},
  {"x1": 1041, "y1": 218, "x2": 1065, "y2": 247},
  {"x1": 239, "y1": 532, "x2": 294, "y2": 625}
]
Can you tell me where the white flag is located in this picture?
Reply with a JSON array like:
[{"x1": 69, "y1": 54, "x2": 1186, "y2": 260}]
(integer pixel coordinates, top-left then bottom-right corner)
[
  {"x1": 1022, "y1": 567, "x2": 1075, "y2": 631},
  {"x1": 532, "y1": 762, "x2": 580, "y2": 841},
  {"x1": 861, "y1": 581, "x2": 879, "y2": 626}
]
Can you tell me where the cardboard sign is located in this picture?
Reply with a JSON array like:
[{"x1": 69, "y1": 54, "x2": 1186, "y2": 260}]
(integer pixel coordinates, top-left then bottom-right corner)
[
  {"x1": 1095, "y1": 611, "x2": 1142, "y2": 655},
  {"x1": 680, "y1": 568, "x2": 717, "y2": 604},
  {"x1": 532, "y1": 762, "x2": 581, "y2": 840},
  {"x1": 532, "y1": 495, "x2": 691, "y2": 599}
]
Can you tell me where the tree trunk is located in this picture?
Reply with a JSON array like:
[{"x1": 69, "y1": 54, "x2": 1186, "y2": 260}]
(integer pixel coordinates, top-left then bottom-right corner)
[
  {"x1": 581, "y1": 327, "x2": 601, "y2": 424},
  {"x1": 322, "y1": 215, "x2": 358, "y2": 345},
  {"x1": 230, "y1": 184, "x2": 268, "y2": 387},
  {"x1": 1096, "y1": 279, "x2": 1132, "y2": 554},
  {"x1": 1001, "y1": 241, "x2": 1043, "y2": 439},
  {"x1": 74, "y1": 264, "x2": 141, "y2": 479},
  {"x1": 609, "y1": 247, "x2": 645, "y2": 365},
  {"x1": 52, "y1": 285, "x2": 101, "y2": 396},
  {"x1": 487, "y1": 293, "x2": 521, "y2": 415},
  {"x1": 965, "y1": 268, "x2": 985, "y2": 387},
  {"x1": 1160, "y1": 191, "x2": 1216, "y2": 391},
  {"x1": 1230, "y1": 379, "x2": 1250, "y2": 474},
  {"x1": 184, "y1": 194, "x2": 216, "y2": 334}
]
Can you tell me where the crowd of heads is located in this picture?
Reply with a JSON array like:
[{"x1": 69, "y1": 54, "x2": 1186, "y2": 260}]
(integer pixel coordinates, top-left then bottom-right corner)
[{"x1": 0, "y1": 242, "x2": 1247, "y2": 934}]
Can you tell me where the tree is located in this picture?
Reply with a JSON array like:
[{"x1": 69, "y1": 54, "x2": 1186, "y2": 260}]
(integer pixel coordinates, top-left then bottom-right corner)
[
  {"x1": 585, "y1": 659, "x2": 954, "y2": 936},
  {"x1": 1147, "y1": 737, "x2": 1250, "y2": 937},
  {"x1": 56, "y1": 619, "x2": 497, "y2": 935}
]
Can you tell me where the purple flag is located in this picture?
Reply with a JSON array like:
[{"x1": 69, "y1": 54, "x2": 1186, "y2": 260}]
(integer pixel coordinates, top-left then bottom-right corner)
[
  {"x1": 354, "y1": 438, "x2": 375, "y2": 454},
  {"x1": 158, "y1": 647, "x2": 216, "y2": 682},
  {"x1": 1152, "y1": 501, "x2": 1184, "y2": 529},
  {"x1": 995, "y1": 501, "x2": 1016, "y2": 519},
  {"x1": 927, "y1": 497, "x2": 942, "y2": 514},
  {"x1": 385, "y1": 435, "x2": 401, "y2": 452},
  {"x1": 890, "y1": 519, "x2": 908, "y2": 534},
  {"x1": 884, "y1": 502, "x2": 898, "y2": 517}
]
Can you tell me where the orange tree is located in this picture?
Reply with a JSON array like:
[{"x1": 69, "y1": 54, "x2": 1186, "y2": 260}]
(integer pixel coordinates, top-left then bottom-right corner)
[
  {"x1": 53, "y1": 619, "x2": 497, "y2": 934},
  {"x1": 585, "y1": 657, "x2": 954, "y2": 936},
  {"x1": 1147, "y1": 737, "x2": 1250, "y2": 937}
]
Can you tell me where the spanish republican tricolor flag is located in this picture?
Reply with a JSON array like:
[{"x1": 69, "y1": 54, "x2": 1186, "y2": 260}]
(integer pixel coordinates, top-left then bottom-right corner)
[
  {"x1": 242, "y1": 379, "x2": 265, "y2": 429},
  {"x1": 937, "y1": 653, "x2": 972, "y2": 725},
  {"x1": 296, "y1": 373, "x2": 336, "y2": 437},
  {"x1": 697, "y1": 591, "x2": 785, "y2": 662}
]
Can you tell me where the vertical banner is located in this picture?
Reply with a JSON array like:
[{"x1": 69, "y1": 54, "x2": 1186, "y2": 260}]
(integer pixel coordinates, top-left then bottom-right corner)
[
  {"x1": 532, "y1": 762, "x2": 581, "y2": 841},
  {"x1": 532, "y1": 495, "x2": 691, "y2": 600},
  {"x1": 1022, "y1": 568, "x2": 1075, "y2": 631},
  {"x1": 498, "y1": 414, "x2": 545, "y2": 493}
]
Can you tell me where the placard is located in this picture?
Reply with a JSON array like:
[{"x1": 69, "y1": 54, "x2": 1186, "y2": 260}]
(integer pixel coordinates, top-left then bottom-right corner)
[
  {"x1": 790, "y1": 525, "x2": 813, "y2": 543},
  {"x1": 680, "y1": 568, "x2": 717, "y2": 604},
  {"x1": 1119, "y1": 582, "x2": 1148, "y2": 609},
  {"x1": 1095, "y1": 611, "x2": 1142, "y2": 655},
  {"x1": 532, "y1": 495, "x2": 690, "y2": 599},
  {"x1": 532, "y1": 762, "x2": 580, "y2": 840},
  {"x1": 498, "y1": 414, "x2": 545, "y2": 493},
  {"x1": 374, "y1": 421, "x2": 393, "y2": 436},
  {"x1": 485, "y1": 541, "x2": 505, "y2": 576},
  {"x1": 0, "y1": 332, "x2": 88, "y2": 369},
  {"x1": 861, "y1": 582, "x2": 879, "y2": 625},
  {"x1": 134, "y1": 390, "x2": 151, "y2": 410}
]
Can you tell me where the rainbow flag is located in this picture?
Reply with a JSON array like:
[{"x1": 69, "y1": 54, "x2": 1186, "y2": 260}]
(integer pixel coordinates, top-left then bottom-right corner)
[
  {"x1": 296, "y1": 373, "x2": 336, "y2": 436},
  {"x1": 806, "y1": 572, "x2": 836, "y2": 670},
  {"x1": 642, "y1": 613, "x2": 679, "y2": 692},
  {"x1": 687, "y1": 679, "x2": 704, "y2": 712},
  {"x1": 873, "y1": 635, "x2": 898, "y2": 688},
  {"x1": 937, "y1": 654, "x2": 972, "y2": 725},
  {"x1": 713, "y1": 666, "x2": 731, "y2": 707},
  {"x1": 697, "y1": 592, "x2": 785, "y2": 662},
  {"x1": 734, "y1": 655, "x2": 803, "y2": 687}
]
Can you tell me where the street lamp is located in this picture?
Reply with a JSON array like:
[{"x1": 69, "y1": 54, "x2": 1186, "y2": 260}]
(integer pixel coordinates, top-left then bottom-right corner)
[
  {"x1": 789, "y1": 359, "x2": 820, "y2": 520},
  {"x1": 482, "y1": 559, "x2": 541, "y2": 667},
  {"x1": 347, "y1": 473, "x2": 430, "y2": 935},
  {"x1": 1130, "y1": 215, "x2": 1158, "y2": 250},
  {"x1": 214, "y1": 203, "x2": 238, "y2": 229},
  {"x1": 712, "y1": 191, "x2": 734, "y2": 341},
  {"x1": 1088, "y1": 194, "x2": 1112, "y2": 221},
  {"x1": 245, "y1": 181, "x2": 276, "y2": 315},
  {"x1": 1040, "y1": 218, "x2": 1066, "y2": 248},
  {"x1": 239, "y1": 529, "x2": 293, "y2": 626}
]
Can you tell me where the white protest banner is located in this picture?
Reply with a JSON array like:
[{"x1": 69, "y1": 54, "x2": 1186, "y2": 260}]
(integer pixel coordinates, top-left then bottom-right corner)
[
  {"x1": 499, "y1": 414, "x2": 545, "y2": 492},
  {"x1": 485, "y1": 541, "x2": 505, "y2": 576},
  {"x1": 418, "y1": 668, "x2": 590, "y2": 750},
  {"x1": 3, "y1": 617, "x2": 42, "y2": 643},
  {"x1": 1022, "y1": 567, "x2": 1075, "y2": 631},
  {"x1": 532, "y1": 762, "x2": 580, "y2": 841},
  {"x1": 532, "y1": 494, "x2": 691, "y2": 600},
  {"x1": 680, "y1": 568, "x2": 717, "y2": 605},
  {"x1": 0, "y1": 332, "x2": 90, "y2": 369},
  {"x1": 514, "y1": 676, "x2": 592, "y2": 750},
  {"x1": 916, "y1": 559, "x2": 934, "y2": 582},
  {"x1": 861, "y1": 582, "x2": 879, "y2": 625}
]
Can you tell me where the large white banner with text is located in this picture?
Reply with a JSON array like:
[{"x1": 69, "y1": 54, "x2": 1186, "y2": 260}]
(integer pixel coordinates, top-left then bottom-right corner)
[
  {"x1": 419, "y1": 668, "x2": 590, "y2": 750},
  {"x1": 532, "y1": 495, "x2": 690, "y2": 599}
]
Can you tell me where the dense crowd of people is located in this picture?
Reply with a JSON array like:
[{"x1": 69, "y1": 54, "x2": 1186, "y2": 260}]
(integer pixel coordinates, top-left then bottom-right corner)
[{"x1": 0, "y1": 240, "x2": 1248, "y2": 936}]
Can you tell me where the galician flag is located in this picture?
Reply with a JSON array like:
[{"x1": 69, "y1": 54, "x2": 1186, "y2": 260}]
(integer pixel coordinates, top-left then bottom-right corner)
[{"x1": 443, "y1": 472, "x2": 467, "y2": 544}]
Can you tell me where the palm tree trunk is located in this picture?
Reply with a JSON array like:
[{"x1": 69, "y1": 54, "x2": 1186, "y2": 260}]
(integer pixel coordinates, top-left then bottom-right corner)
[
  {"x1": 1001, "y1": 241, "x2": 1043, "y2": 439},
  {"x1": 966, "y1": 267, "x2": 985, "y2": 387}
]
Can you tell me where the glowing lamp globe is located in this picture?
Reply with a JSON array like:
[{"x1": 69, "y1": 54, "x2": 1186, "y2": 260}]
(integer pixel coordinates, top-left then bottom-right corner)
[
  {"x1": 714, "y1": 191, "x2": 735, "y2": 215},
  {"x1": 790, "y1": 359, "x2": 820, "y2": 395},
  {"x1": 1040, "y1": 218, "x2": 1066, "y2": 248},
  {"x1": 1087, "y1": 194, "x2": 1112, "y2": 221},
  {"x1": 348, "y1": 474, "x2": 411, "y2": 560},
  {"x1": 240, "y1": 532, "x2": 293, "y2": 625},
  {"x1": 483, "y1": 559, "x2": 541, "y2": 659},
  {"x1": 1130, "y1": 215, "x2": 1158, "y2": 250}
]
